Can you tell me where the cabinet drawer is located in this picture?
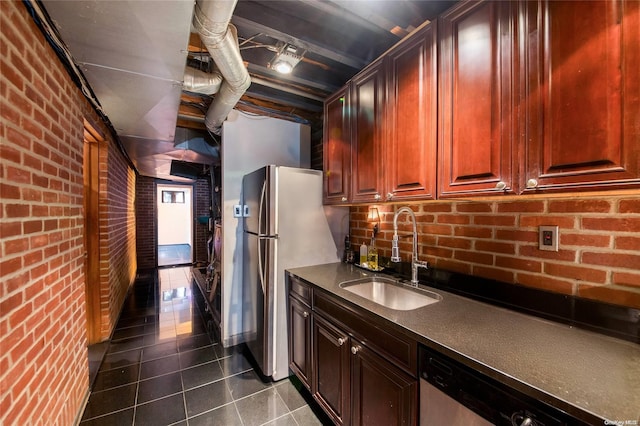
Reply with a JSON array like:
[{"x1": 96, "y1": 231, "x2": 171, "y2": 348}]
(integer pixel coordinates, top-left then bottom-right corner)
[
  {"x1": 313, "y1": 290, "x2": 417, "y2": 375},
  {"x1": 289, "y1": 274, "x2": 312, "y2": 305}
]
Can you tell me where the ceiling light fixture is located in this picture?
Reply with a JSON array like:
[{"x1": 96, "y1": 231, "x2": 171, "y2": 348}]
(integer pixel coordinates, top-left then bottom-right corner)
[{"x1": 269, "y1": 43, "x2": 305, "y2": 74}]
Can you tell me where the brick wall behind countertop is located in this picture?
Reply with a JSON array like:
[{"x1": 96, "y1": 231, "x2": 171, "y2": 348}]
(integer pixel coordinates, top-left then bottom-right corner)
[{"x1": 350, "y1": 194, "x2": 640, "y2": 309}]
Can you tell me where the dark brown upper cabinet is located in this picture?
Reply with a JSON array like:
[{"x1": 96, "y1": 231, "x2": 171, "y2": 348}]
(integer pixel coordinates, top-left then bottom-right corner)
[
  {"x1": 438, "y1": 0, "x2": 518, "y2": 198},
  {"x1": 351, "y1": 59, "x2": 386, "y2": 204},
  {"x1": 521, "y1": 0, "x2": 640, "y2": 192},
  {"x1": 385, "y1": 22, "x2": 438, "y2": 202},
  {"x1": 323, "y1": 0, "x2": 639, "y2": 204},
  {"x1": 323, "y1": 87, "x2": 352, "y2": 205}
]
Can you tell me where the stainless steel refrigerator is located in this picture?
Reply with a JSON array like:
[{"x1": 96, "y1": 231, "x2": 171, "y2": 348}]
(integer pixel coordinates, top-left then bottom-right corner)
[{"x1": 242, "y1": 165, "x2": 347, "y2": 381}]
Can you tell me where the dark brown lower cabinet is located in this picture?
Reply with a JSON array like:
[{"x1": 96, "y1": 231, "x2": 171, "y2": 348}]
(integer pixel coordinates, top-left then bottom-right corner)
[
  {"x1": 288, "y1": 295, "x2": 311, "y2": 390},
  {"x1": 351, "y1": 343, "x2": 417, "y2": 426},
  {"x1": 312, "y1": 314, "x2": 351, "y2": 425},
  {"x1": 288, "y1": 273, "x2": 418, "y2": 425}
]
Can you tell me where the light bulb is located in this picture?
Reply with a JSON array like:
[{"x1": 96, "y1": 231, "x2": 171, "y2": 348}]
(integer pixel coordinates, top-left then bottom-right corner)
[{"x1": 273, "y1": 61, "x2": 293, "y2": 74}]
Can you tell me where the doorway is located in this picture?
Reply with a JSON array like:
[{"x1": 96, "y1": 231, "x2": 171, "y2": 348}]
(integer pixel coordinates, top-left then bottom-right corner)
[
  {"x1": 83, "y1": 120, "x2": 102, "y2": 344},
  {"x1": 157, "y1": 184, "x2": 193, "y2": 266}
]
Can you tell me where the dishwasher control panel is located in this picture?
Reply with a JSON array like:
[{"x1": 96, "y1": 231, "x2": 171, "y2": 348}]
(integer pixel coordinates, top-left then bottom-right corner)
[{"x1": 418, "y1": 346, "x2": 590, "y2": 426}]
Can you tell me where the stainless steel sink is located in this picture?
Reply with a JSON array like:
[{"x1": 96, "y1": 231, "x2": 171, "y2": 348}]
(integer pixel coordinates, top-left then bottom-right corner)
[{"x1": 339, "y1": 276, "x2": 441, "y2": 311}]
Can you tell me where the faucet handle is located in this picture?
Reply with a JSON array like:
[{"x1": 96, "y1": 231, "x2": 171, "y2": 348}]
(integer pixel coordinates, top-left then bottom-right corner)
[
  {"x1": 390, "y1": 235, "x2": 401, "y2": 262},
  {"x1": 414, "y1": 259, "x2": 430, "y2": 270}
]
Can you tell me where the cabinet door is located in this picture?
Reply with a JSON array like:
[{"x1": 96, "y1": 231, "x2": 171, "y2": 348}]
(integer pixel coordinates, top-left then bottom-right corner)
[
  {"x1": 351, "y1": 343, "x2": 417, "y2": 426},
  {"x1": 438, "y1": 1, "x2": 517, "y2": 197},
  {"x1": 312, "y1": 314, "x2": 351, "y2": 425},
  {"x1": 323, "y1": 87, "x2": 352, "y2": 204},
  {"x1": 386, "y1": 22, "x2": 438, "y2": 202},
  {"x1": 288, "y1": 296, "x2": 311, "y2": 390},
  {"x1": 523, "y1": 0, "x2": 640, "y2": 192},
  {"x1": 351, "y1": 59, "x2": 385, "y2": 203}
]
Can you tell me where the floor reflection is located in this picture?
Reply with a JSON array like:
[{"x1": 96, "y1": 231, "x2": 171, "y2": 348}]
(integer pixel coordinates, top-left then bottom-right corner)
[{"x1": 80, "y1": 266, "x2": 326, "y2": 425}]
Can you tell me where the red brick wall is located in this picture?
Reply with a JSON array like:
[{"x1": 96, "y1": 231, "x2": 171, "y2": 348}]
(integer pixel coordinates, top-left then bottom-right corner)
[
  {"x1": 350, "y1": 193, "x2": 640, "y2": 308},
  {"x1": 1, "y1": 1, "x2": 136, "y2": 423},
  {"x1": 100, "y1": 137, "x2": 137, "y2": 338},
  {"x1": 136, "y1": 176, "x2": 157, "y2": 269}
]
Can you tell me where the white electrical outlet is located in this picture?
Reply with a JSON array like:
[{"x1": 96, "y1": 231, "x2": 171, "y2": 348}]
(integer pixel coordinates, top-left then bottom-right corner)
[{"x1": 539, "y1": 225, "x2": 559, "y2": 251}]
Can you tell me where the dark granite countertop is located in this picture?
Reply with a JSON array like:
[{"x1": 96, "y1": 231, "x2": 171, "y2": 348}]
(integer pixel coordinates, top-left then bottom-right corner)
[{"x1": 286, "y1": 262, "x2": 640, "y2": 424}]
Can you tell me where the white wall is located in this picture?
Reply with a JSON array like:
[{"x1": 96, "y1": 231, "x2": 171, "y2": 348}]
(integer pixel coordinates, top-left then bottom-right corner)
[
  {"x1": 157, "y1": 184, "x2": 192, "y2": 245},
  {"x1": 220, "y1": 110, "x2": 310, "y2": 346}
]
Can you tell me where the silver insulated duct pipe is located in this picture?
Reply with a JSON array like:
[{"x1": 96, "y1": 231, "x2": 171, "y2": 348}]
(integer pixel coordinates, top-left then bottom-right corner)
[
  {"x1": 183, "y1": 67, "x2": 223, "y2": 95},
  {"x1": 193, "y1": 0, "x2": 251, "y2": 135}
]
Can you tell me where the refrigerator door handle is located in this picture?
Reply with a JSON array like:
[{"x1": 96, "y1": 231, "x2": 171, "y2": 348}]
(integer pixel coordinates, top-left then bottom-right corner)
[
  {"x1": 258, "y1": 178, "x2": 267, "y2": 236},
  {"x1": 257, "y1": 179, "x2": 267, "y2": 293},
  {"x1": 258, "y1": 238, "x2": 265, "y2": 294}
]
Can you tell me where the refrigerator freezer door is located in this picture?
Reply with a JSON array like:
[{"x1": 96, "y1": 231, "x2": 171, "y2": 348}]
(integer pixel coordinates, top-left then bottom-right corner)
[{"x1": 243, "y1": 165, "x2": 276, "y2": 237}]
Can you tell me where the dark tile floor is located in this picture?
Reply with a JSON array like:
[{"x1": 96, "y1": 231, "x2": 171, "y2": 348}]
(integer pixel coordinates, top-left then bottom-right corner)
[
  {"x1": 81, "y1": 267, "x2": 325, "y2": 426},
  {"x1": 158, "y1": 244, "x2": 192, "y2": 267}
]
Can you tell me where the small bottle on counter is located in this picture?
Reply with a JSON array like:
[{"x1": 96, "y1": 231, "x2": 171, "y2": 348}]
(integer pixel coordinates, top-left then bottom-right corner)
[
  {"x1": 367, "y1": 238, "x2": 378, "y2": 270},
  {"x1": 359, "y1": 243, "x2": 368, "y2": 265},
  {"x1": 343, "y1": 235, "x2": 352, "y2": 263}
]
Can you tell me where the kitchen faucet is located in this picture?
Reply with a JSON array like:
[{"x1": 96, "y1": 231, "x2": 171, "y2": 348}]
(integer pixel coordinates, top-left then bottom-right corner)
[{"x1": 391, "y1": 207, "x2": 429, "y2": 285}]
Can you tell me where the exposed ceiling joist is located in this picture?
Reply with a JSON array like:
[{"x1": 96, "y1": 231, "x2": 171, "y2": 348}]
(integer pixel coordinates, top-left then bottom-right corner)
[{"x1": 231, "y1": 15, "x2": 368, "y2": 70}]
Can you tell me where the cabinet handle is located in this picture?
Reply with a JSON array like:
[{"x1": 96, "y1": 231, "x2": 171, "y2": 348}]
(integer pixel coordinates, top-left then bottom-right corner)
[
  {"x1": 495, "y1": 181, "x2": 507, "y2": 190},
  {"x1": 303, "y1": 311, "x2": 309, "y2": 318},
  {"x1": 341, "y1": 196, "x2": 347, "y2": 202},
  {"x1": 337, "y1": 337, "x2": 346, "y2": 346},
  {"x1": 526, "y1": 178, "x2": 539, "y2": 189},
  {"x1": 386, "y1": 192, "x2": 393, "y2": 200},
  {"x1": 351, "y1": 345, "x2": 360, "y2": 354},
  {"x1": 374, "y1": 193, "x2": 381, "y2": 200}
]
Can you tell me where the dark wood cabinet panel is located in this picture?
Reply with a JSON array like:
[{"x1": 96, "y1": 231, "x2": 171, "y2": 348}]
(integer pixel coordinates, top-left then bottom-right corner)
[
  {"x1": 522, "y1": 0, "x2": 640, "y2": 191},
  {"x1": 288, "y1": 296, "x2": 311, "y2": 390},
  {"x1": 438, "y1": 1, "x2": 517, "y2": 197},
  {"x1": 323, "y1": 87, "x2": 351, "y2": 204},
  {"x1": 289, "y1": 275, "x2": 311, "y2": 304},
  {"x1": 351, "y1": 59, "x2": 385, "y2": 203},
  {"x1": 312, "y1": 314, "x2": 351, "y2": 425},
  {"x1": 386, "y1": 22, "x2": 438, "y2": 201},
  {"x1": 314, "y1": 290, "x2": 417, "y2": 375},
  {"x1": 351, "y1": 344, "x2": 417, "y2": 426}
]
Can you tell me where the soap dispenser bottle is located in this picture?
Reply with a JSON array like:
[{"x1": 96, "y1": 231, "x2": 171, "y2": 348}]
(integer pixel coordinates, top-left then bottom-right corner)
[{"x1": 359, "y1": 242, "x2": 368, "y2": 265}]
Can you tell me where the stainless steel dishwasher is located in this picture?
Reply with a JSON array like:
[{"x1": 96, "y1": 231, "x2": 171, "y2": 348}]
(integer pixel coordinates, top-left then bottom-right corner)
[{"x1": 419, "y1": 345, "x2": 589, "y2": 426}]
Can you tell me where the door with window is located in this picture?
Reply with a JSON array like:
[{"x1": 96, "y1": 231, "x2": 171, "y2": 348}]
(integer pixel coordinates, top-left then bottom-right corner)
[{"x1": 157, "y1": 184, "x2": 193, "y2": 266}]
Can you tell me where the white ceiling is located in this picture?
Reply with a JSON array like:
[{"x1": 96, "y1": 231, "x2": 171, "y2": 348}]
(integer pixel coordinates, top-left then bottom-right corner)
[{"x1": 43, "y1": 0, "x2": 208, "y2": 180}]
